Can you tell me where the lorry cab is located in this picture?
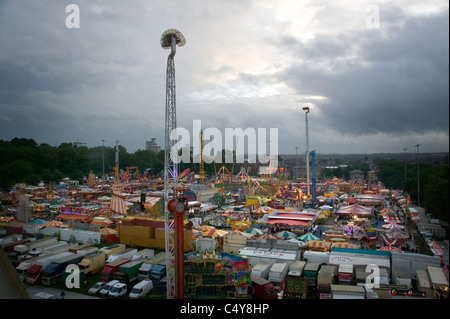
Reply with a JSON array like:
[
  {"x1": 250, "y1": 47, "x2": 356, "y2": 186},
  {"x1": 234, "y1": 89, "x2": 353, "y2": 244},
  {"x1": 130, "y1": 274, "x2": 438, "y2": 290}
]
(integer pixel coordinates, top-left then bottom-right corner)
[
  {"x1": 129, "y1": 279, "x2": 153, "y2": 299},
  {"x1": 108, "y1": 283, "x2": 127, "y2": 298},
  {"x1": 25, "y1": 264, "x2": 43, "y2": 285}
]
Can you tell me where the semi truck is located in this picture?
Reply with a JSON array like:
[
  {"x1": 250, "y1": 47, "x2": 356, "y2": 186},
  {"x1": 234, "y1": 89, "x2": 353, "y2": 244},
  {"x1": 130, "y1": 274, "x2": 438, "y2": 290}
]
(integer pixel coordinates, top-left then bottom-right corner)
[
  {"x1": 282, "y1": 270, "x2": 308, "y2": 299},
  {"x1": 302, "y1": 250, "x2": 330, "y2": 265},
  {"x1": 251, "y1": 261, "x2": 274, "y2": 280},
  {"x1": 78, "y1": 252, "x2": 106, "y2": 276},
  {"x1": 133, "y1": 248, "x2": 154, "y2": 260},
  {"x1": 251, "y1": 274, "x2": 278, "y2": 299},
  {"x1": 288, "y1": 261, "x2": 306, "y2": 276},
  {"x1": 303, "y1": 263, "x2": 321, "y2": 289},
  {"x1": 98, "y1": 243, "x2": 125, "y2": 259},
  {"x1": 106, "y1": 248, "x2": 138, "y2": 263},
  {"x1": 331, "y1": 284, "x2": 366, "y2": 299},
  {"x1": 427, "y1": 266, "x2": 448, "y2": 293},
  {"x1": 16, "y1": 251, "x2": 60, "y2": 282},
  {"x1": 317, "y1": 265, "x2": 337, "y2": 295},
  {"x1": 13, "y1": 237, "x2": 58, "y2": 254},
  {"x1": 60, "y1": 228, "x2": 101, "y2": 245},
  {"x1": 137, "y1": 252, "x2": 166, "y2": 281},
  {"x1": 150, "y1": 263, "x2": 167, "y2": 284},
  {"x1": 100, "y1": 258, "x2": 131, "y2": 282},
  {"x1": 24, "y1": 252, "x2": 74, "y2": 285},
  {"x1": 113, "y1": 258, "x2": 144, "y2": 284},
  {"x1": 13, "y1": 237, "x2": 59, "y2": 264},
  {"x1": 337, "y1": 263, "x2": 354, "y2": 285},
  {"x1": 40, "y1": 254, "x2": 84, "y2": 286},
  {"x1": 74, "y1": 246, "x2": 98, "y2": 256},
  {"x1": 268, "y1": 262, "x2": 290, "y2": 286}
]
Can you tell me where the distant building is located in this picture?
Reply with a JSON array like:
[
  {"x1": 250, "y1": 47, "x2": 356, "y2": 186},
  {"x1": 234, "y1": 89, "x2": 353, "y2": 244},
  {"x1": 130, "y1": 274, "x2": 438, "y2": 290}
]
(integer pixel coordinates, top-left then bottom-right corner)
[
  {"x1": 350, "y1": 169, "x2": 364, "y2": 180},
  {"x1": 145, "y1": 138, "x2": 161, "y2": 153}
]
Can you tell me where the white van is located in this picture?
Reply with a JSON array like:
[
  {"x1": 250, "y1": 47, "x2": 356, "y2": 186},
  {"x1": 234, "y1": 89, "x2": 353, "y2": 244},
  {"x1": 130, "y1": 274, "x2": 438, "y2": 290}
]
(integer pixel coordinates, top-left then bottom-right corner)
[
  {"x1": 129, "y1": 279, "x2": 153, "y2": 299},
  {"x1": 99, "y1": 280, "x2": 119, "y2": 297},
  {"x1": 108, "y1": 282, "x2": 127, "y2": 298}
]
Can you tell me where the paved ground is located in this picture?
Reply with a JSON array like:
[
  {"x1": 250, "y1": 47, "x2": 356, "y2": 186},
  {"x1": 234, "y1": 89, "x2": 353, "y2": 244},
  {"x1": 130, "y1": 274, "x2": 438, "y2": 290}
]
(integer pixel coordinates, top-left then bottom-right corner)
[{"x1": 26, "y1": 284, "x2": 100, "y2": 299}]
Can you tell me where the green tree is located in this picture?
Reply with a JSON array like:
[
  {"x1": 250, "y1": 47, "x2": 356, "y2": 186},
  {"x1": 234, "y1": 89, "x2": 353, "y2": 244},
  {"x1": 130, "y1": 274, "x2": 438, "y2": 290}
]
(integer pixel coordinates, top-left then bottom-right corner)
[
  {"x1": 0, "y1": 160, "x2": 34, "y2": 189},
  {"x1": 423, "y1": 164, "x2": 449, "y2": 222}
]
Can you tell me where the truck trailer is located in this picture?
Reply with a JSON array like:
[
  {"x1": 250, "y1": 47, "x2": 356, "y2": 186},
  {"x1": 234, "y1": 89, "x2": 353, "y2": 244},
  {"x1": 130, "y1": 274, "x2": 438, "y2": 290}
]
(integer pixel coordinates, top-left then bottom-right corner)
[
  {"x1": 40, "y1": 254, "x2": 84, "y2": 286},
  {"x1": 137, "y1": 252, "x2": 166, "y2": 281},
  {"x1": 251, "y1": 261, "x2": 274, "y2": 280},
  {"x1": 100, "y1": 258, "x2": 131, "y2": 282},
  {"x1": 24, "y1": 252, "x2": 74, "y2": 285},
  {"x1": 78, "y1": 252, "x2": 106, "y2": 276},
  {"x1": 251, "y1": 274, "x2": 278, "y2": 299},
  {"x1": 268, "y1": 262, "x2": 290, "y2": 286},
  {"x1": 106, "y1": 248, "x2": 138, "y2": 263},
  {"x1": 98, "y1": 244, "x2": 126, "y2": 259},
  {"x1": 113, "y1": 258, "x2": 144, "y2": 284}
]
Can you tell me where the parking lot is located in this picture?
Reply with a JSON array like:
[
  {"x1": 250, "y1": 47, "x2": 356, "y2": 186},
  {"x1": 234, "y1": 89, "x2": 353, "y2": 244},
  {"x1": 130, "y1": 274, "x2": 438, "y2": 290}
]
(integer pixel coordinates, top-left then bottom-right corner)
[{"x1": 26, "y1": 284, "x2": 101, "y2": 299}]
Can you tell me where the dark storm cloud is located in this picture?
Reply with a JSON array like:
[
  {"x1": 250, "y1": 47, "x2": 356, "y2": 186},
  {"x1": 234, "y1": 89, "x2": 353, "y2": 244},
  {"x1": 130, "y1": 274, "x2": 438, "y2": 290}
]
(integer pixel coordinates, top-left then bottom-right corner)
[
  {"x1": 275, "y1": 6, "x2": 449, "y2": 138},
  {"x1": 0, "y1": 1, "x2": 448, "y2": 154}
]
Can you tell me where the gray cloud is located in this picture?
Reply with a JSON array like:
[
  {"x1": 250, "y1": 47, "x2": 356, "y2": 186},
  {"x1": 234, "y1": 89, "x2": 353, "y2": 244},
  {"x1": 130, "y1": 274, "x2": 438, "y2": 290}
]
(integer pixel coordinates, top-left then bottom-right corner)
[{"x1": 0, "y1": 1, "x2": 448, "y2": 155}]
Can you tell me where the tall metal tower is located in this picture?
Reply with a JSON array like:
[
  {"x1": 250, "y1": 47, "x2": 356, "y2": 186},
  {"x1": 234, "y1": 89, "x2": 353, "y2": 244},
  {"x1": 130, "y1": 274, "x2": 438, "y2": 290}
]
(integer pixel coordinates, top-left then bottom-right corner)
[
  {"x1": 199, "y1": 130, "x2": 205, "y2": 183},
  {"x1": 161, "y1": 29, "x2": 186, "y2": 299},
  {"x1": 303, "y1": 106, "x2": 310, "y2": 196}
]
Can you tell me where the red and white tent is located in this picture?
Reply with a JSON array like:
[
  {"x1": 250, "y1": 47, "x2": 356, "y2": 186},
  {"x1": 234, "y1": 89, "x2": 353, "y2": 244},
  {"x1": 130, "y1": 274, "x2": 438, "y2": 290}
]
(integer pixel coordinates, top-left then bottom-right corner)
[
  {"x1": 110, "y1": 183, "x2": 127, "y2": 215},
  {"x1": 382, "y1": 222, "x2": 405, "y2": 230},
  {"x1": 336, "y1": 204, "x2": 372, "y2": 216}
]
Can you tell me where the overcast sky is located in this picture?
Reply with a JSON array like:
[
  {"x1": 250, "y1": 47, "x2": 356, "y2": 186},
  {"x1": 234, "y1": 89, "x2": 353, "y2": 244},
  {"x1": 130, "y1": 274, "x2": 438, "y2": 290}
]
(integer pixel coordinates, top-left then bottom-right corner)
[{"x1": 0, "y1": 0, "x2": 448, "y2": 156}]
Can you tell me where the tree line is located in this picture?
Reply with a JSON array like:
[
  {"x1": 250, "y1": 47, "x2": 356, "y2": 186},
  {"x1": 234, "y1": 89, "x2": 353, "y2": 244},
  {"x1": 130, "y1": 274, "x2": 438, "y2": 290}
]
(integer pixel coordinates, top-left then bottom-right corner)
[
  {"x1": 0, "y1": 137, "x2": 236, "y2": 190},
  {"x1": 1, "y1": 137, "x2": 447, "y2": 222},
  {"x1": 375, "y1": 158, "x2": 448, "y2": 222}
]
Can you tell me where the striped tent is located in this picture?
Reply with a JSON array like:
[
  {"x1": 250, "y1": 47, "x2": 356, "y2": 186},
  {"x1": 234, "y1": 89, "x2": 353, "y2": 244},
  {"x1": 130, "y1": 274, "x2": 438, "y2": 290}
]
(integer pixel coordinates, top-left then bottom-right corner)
[
  {"x1": 244, "y1": 227, "x2": 264, "y2": 236},
  {"x1": 382, "y1": 222, "x2": 405, "y2": 230},
  {"x1": 304, "y1": 240, "x2": 332, "y2": 250},
  {"x1": 378, "y1": 208, "x2": 395, "y2": 216},
  {"x1": 110, "y1": 183, "x2": 127, "y2": 215},
  {"x1": 100, "y1": 227, "x2": 117, "y2": 236},
  {"x1": 298, "y1": 233, "x2": 320, "y2": 242},
  {"x1": 40, "y1": 220, "x2": 63, "y2": 228},
  {"x1": 202, "y1": 228, "x2": 228, "y2": 238},
  {"x1": 275, "y1": 230, "x2": 297, "y2": 239},
  {"x1": 200, "y1": 225, "x2": 215, "y2": 232},
  {"x1": 28, "y1": 218, "x2": 48, "y2": 225},
  {"x1": 331, "y1": 242, "x2": 358, "y2": 249}
]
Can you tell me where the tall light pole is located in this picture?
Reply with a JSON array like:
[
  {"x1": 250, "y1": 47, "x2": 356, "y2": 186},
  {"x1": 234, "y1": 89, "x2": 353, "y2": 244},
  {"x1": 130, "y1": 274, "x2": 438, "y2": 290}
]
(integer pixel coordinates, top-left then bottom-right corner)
[
  {"x1": 415, "y1": 144, "x2": 420, "y2": 206},
  {"x1": 403, "y1": 148, "x2": 407, "y2": 187},
  {"x1": 295, "y1": 146, "x2": 298, "y2": 180},
  {"x1": 161, "y1": 29, "x2": 186, "y2": 300},
  {"x1": 303, "y1": 106, "x2": 310, "y2": 196},
  {"x1": 102, "y1": 139, "x2": 105, "y2": 181}
]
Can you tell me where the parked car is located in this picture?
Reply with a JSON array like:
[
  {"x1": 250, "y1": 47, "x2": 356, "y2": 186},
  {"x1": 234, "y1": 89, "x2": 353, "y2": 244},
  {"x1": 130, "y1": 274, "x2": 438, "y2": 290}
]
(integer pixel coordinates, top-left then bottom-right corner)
[
  {"x1": 88, "y1": 281, "x2": 107, "y2": 295},
  {"x1": 108, "y1": 282, "x2": 127, "y2": 298},
  {"x1": 129, "y1": 279, "x2": 153, "y2": 299},
  {"x1": 99, "y1": 280, "x2": 119, "y2": 297}
]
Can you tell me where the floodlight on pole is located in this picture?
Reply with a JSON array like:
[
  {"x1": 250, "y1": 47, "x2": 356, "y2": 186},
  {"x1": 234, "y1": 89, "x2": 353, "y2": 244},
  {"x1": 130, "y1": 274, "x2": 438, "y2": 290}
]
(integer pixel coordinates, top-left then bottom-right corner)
[
  {"x1": 161, "y1": 28, "x2": 186, "y2": 300},
  {"x1": 303, "y1": 106, "x2": 310, "y2": 196},
  {"x1": 415, "y1": 144, "x2": 420, "y2": 207}
]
